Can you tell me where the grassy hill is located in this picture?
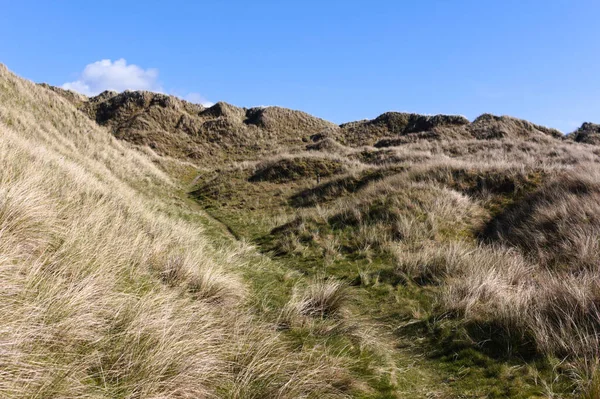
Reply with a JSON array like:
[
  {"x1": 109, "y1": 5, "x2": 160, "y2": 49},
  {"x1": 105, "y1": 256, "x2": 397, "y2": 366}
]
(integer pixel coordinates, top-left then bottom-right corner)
[
  {"x1": 4, "y1": 64, "x2": 600, "y2": 398},
  {"x1": 0, "y1": 64, "x2": 365, "y2": 398},
  {"x1": 188, "y1": 139, "x2": 600, "y2": 397},
  {"x1": 43, "y1": 86, "x2": 338, "y2": 163}
]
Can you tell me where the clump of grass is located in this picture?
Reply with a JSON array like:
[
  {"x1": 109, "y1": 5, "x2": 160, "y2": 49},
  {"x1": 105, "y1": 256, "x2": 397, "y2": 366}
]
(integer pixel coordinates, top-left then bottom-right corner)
[
  {"x1": 484, "y1": 167, "x2": 600, "y2": 271},
  {"x1": 187, "y1": 262, "x2": 246, "y2": 303},
  {"x1": 329, "y1": 177, "x2": 486, "y2": 247},
  {"x1": 155, "y1": 253, "x2": 193, "y2": 286},
  {"x1": 391, "y1": 241, "x2": 475, "y2": 284},
  {"x1": 437, "y1": 241, "x2": 600, "y2": 394},
  {"x1": 286, "y1": 278, "x2": 348, "y2": 319}
]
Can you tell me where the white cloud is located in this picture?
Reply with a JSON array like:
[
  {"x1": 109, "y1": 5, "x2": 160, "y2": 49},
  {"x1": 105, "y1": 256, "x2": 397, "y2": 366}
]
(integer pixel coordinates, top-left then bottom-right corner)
[
  {"x1": 62, "y1": 59, "x2": 162, "y2": 96},
  {"x1": 63, "y1": 59, "x2": 213, "y2": 105},
  {"x1": 183, "y1": 92, "x2": 214, "y2": 107}
]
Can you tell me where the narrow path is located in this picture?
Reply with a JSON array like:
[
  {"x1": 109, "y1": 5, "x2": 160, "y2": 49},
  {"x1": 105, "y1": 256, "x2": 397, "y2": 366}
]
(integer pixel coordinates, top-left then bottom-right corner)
[
  {"x1": 207, "y1": 212, "x2": 242, "y2": 240},
  {"x1": 186, "y1": 198, "x2": 459, "y2": 398}
]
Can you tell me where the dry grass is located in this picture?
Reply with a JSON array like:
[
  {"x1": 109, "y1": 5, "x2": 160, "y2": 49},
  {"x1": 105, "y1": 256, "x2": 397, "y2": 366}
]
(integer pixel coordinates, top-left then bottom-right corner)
[
  {"x1": 0, "y1": 64, "x2": 352, "y2": 398},
  {"x1": 329, "y1": 176, "x2": 487, "y2": 245},
  {"x1": 18, "y1": 63, "x2": 600, "y2": 397},
  {"x1": 293, "y1": 278, "x2": 347, "y2": 318},
  {"x1": 485, "y1": 167, "x2": 600, "y2": 270},
  {"x1": 279, "y1": 278, "x2": 348, "y2": 333},
  {"x1": 440, "y1": 248, "x2": 600, "y2": 368},
  {"x1": 261, "y1": 132, "x2": 600, "y2": 395}
]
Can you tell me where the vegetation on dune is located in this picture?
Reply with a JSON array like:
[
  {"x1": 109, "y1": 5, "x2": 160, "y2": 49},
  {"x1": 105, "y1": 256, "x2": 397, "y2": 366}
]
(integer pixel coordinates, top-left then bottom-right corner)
[
  {"x1": 468, "y1": 113, "x2": 563, "y2": 140},
  {"x1": 289, "y1": 166, "x2": 406, "y2": 208},
  {"x1": 187, "y1": 128, "x2": 600, "y2": 397},
  {"x1": 340, "y1": 112, "x2": 472, "y2": 146},
  {"x1": 44, "y1": 85, "x2": 339, "y2": 163},
  {"x1": 340, "y1": 111, "x2": 565, "y2": 147},
  {"x1": 484, "y1": 167, "x2": 600, "y2": 269},
  {"x1": 250, "y1": 154, "x2": 350, "y2": 183},
  {"x1": 1, "y1": 65, "x2": 358, "y2": 398},
  {"x1": 6, "y1": 67, "x2": 600, "y2": 398},
  {"x1": 568, "y1": 122, "x2": 600, "y2": 144}
]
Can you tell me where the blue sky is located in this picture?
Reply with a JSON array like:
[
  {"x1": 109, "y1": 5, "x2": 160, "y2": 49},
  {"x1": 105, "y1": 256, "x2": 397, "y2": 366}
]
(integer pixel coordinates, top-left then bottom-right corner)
[{"x1": 1, "y1": 0, "x2": 598, "y2": 132}]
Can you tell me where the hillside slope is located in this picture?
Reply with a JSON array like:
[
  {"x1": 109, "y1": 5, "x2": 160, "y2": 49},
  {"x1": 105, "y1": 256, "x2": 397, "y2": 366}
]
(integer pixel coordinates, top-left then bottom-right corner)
[
  {"x1": 21, "y1": 75, "x2": 600, "y2": 398},
  {"x1": 340, "y1": 112, "x2": 564, "y2": 146},
  {"x1": 184, "y1": 110, "x2": 600, "y2": 396},
  {"x1": 43, "y1": 85, "x2": 338, "y2": 162},
  {"x1": 43, "y1": 84, "x2": 571, "y2": 166},
  {"x1": 0, "y1": 64, "x2": 356, "y2": 398}
]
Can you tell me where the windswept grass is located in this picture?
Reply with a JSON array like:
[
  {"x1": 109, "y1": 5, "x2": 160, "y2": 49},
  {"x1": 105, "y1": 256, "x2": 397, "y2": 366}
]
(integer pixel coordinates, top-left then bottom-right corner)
[
  {"x1": 188, "y1": 124, "x2": 600, "y2": 396},
  {"x1": 11, "y1": 61, "x2": 600, "y2": 397},
  {"x1": 0, "y1": 64, "x2": 354, "y2": 398},
  {"x1": 288, "y1": 278, "x2": 348, "y2": 319}
]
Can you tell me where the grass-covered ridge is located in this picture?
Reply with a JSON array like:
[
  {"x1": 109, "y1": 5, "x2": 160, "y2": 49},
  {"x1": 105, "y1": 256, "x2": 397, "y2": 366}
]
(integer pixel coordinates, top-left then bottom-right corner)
[
  {"x1": 0, "y1": 64, "x2": 362, "y2": 398},
  {"x1": 8, "y1": 65, "x2": 600, "y2": 397},
  {"x1": 189, "y1": 133, "x2": 600, "y2": 397}
]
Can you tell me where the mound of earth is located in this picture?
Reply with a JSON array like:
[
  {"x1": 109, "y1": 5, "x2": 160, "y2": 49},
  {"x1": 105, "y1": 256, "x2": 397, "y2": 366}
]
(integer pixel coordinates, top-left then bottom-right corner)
[
  {"x1": 249, "y1": 156, "x2": 347, "y2": 183},
  {"x1": 567, "y1": 122, "x2": 600, "y2": 145},
  {"x1": 245, "y1": 106, "x2": 338, "y2": 134},
  {"x1": 37, "y1": 85, "x2": 340, "y2": 162},
  {"x1": 339, "y1": 112, "x2": 564, "y2": 146},
  {"x1": 340, "y1": 112, "x2": 471, "y2": 146},
  {"x1": 469, "y1": 114, "x2": 563, "y2": 141}
]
